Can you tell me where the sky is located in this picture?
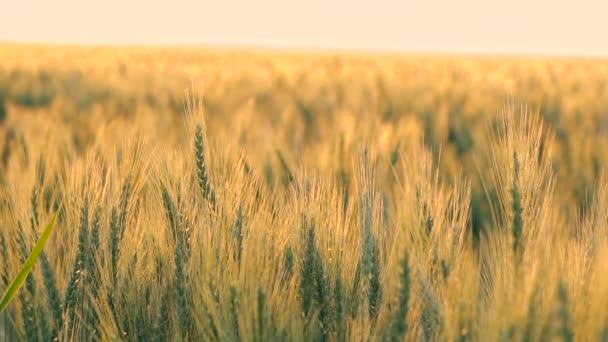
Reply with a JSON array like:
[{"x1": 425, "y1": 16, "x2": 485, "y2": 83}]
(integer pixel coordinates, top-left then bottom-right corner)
[{"x1": 1, "y1": 0, "x2": 607, "y2": 56}]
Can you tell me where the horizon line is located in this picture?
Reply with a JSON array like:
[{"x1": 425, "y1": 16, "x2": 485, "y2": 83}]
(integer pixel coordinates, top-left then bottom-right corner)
[{"x1": 2, "y1": 40, "x2": 608, "y2": 61}]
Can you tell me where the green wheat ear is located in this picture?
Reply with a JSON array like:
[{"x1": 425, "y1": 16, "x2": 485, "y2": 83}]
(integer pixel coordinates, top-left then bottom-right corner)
[{"x1": 0, "y1": 213, "x2": 58, "y2": 313}]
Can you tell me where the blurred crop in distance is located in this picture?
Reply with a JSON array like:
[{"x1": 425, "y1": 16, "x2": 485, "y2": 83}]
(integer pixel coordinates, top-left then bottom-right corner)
[{"x1": 0, "y1": 43, "x2": 607, "y2": 341}]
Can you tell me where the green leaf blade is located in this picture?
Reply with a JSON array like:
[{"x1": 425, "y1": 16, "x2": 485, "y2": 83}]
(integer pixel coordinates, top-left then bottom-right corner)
[{"x1": 0, "y1": 214, "x2": 58, "y2": 313}]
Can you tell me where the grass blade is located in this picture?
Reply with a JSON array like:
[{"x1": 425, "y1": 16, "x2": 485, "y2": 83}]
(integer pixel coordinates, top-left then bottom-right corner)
[{"x1": 0, "y1": 213, "x2": 58, "y2": 313}]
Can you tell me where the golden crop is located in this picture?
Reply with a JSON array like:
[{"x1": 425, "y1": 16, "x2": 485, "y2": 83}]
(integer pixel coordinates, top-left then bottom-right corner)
[{"x1": 0, "y1": 43, "x2": 607, "y2": 341}]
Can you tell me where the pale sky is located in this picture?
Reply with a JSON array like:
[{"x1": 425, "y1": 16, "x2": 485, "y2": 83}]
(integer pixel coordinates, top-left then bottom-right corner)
[{"x1": 1, "y1": 0, "x2": 607, "y2": 56}]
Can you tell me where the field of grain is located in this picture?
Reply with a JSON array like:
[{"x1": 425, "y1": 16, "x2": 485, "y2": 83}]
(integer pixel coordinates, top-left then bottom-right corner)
[{"x1": 1, "y1": 43, "x2": 608, "y2": 341}]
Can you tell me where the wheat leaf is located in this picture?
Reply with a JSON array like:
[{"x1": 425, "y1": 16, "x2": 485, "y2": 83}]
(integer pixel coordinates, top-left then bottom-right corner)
[{"x1": 0, "y1": 213, "x2": 58, "y2": 313}]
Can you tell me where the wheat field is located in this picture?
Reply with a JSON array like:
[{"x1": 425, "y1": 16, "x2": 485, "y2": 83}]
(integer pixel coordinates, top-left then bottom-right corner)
[{"x1": 1, "y1": 43, "x2": 608, "y2": 341}]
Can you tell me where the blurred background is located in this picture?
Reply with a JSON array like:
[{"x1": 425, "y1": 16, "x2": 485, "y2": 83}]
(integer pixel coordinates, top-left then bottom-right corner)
[{"x1": 1, "y1": 0, "x2": 608, "y2": 237}]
